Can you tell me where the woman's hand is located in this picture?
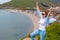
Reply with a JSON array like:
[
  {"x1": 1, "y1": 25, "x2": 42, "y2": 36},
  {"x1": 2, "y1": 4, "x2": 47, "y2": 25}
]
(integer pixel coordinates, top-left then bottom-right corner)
[
  {"x1": 36, "y1": 2, "x2": 39, "y2": 5},
  {"x1": 36, "y1": 2, "x2": 40, "y2": 11}
]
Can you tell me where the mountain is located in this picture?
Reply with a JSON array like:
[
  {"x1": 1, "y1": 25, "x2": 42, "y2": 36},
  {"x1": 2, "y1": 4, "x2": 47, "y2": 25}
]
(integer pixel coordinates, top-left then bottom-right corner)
[{"x1": 0, "y1": 0, "x2": 60, "y2": 9}]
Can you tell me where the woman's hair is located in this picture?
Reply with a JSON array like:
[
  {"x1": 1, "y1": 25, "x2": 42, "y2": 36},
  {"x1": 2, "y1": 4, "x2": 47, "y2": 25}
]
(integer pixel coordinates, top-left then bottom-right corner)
[
  {"x1": 42, "y1": 10, "x2": 48, "y2": 16},
  {"x1": 44, "y1": 11, "x2": 48, "y2": 16}
]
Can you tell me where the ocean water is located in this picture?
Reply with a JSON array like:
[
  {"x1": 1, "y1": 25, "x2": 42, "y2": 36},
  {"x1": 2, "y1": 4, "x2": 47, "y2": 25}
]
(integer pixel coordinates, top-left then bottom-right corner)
[{"x1": 0, "y1": 9, "x2": 33, "y2": 40}]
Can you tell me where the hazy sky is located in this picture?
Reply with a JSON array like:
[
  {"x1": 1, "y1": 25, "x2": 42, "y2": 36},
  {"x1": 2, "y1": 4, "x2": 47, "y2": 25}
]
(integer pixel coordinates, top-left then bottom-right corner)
[{"x1": 0, "y1": 0, "x2": 11, "y2": 4}]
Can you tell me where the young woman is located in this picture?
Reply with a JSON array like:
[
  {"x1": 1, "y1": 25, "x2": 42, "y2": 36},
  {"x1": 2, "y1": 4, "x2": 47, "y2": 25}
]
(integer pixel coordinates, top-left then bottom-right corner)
[{"x1": 30, "y1": 2, "x2": 56, "y2": 40}]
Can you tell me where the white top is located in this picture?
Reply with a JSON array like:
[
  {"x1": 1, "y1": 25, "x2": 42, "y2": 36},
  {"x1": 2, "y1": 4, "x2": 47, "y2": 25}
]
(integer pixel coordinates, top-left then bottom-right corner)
[
  {"x1": 39, "y1": 18, "x2": 46, "y2": 31},
  {"x1": 37, "y1": 10, "x2": 56, "y2": 31}
]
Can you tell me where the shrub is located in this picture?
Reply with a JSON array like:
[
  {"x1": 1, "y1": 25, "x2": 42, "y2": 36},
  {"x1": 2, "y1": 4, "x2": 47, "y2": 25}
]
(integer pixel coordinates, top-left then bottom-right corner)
[
  {"x1": 37, "y1": 22, "x2": 60, "y2": 40},
  {"x1": 45, "y1": 22, "x2": 60, "y2": 40},
  {"x1": 21, "y1": 22, "x2": 60, "y2": 40}
]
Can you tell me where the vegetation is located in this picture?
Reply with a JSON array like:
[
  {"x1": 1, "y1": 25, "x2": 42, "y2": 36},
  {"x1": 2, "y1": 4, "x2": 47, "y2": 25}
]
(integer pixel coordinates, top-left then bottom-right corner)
[
  {"x1": 0, "y1": 0, "x2": 60, "y2": 40},
  {"x1": 0, "y1": 0, "x2": 60, "y2": 9},
  {"x1": 45, "y1": 22, "x2": 60, "y2": 40},
  {"x1": 21, "y1": 22, "x2": 60, "y2": 40}
]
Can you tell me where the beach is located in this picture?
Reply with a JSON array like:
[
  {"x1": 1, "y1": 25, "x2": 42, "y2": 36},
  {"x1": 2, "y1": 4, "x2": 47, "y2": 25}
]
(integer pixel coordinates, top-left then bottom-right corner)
[
  {"x1": 5, "y1": 9, "x2": 39, "y2": 31},
  {"x1": 1, "y1": 9, "x2": 60, "y2": 40},
  {"x1": 5, "y1": 9, "x2": 40, "y2": 40},
  {"x1": 21, "y1": 10, "x2": 39, "y2": 31},
  {"x1": 0, "y1": 9, "x2": 35, "y2": 40}
]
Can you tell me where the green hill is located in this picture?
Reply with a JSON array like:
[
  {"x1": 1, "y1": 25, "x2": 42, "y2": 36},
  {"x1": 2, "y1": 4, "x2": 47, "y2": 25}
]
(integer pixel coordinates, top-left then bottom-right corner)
[
  {"x1": 0, "y1": 0, "x2": 60, "y2": 9},
  {"x1": 21, "y1": 22, "x2": 60, "y2": 40}
]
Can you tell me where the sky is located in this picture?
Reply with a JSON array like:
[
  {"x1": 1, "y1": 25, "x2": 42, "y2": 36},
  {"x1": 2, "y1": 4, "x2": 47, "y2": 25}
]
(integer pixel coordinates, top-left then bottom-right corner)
[{"x1": 0, "y1": 0, "x2": 12, "y2": 4}]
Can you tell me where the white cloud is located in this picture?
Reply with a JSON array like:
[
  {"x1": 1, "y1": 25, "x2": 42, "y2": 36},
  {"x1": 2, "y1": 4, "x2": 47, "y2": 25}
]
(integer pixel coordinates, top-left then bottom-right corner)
[{"x1": 0, "y1": 0, "x2": 12, "y2": 4}]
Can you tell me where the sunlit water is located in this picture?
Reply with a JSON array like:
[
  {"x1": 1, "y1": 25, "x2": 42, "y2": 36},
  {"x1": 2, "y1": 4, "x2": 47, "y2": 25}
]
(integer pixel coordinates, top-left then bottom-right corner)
[{"x1": 0, "y1": 9, "x2": 33, "y2": 40}]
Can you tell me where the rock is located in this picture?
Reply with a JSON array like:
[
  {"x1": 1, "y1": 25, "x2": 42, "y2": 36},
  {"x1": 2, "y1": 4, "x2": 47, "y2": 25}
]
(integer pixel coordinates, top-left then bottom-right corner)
[{"x1": 23, "y1": 37, "x2": 31, "y2": 40}]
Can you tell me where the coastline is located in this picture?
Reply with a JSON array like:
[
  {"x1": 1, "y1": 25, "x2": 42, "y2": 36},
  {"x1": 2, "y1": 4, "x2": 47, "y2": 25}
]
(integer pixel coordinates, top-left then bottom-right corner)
[
  {"x1": 4, "y1": 9, "x2": 39, "y2": 40},
  {"x1": 1, "y1": 9, "x2": 60, "y2": 40},
  {"x1": 4, "y1": 9, "x2": 39, "y2": 31}
]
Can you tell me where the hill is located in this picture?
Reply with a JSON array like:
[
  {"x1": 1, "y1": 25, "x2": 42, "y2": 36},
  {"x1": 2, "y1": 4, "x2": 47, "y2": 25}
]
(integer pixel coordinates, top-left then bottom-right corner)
[
  {"x1": 21, "y1": 22, "x2": 60, "y2": 40},
  {"x1": 0, "y1": 0, "x2": 60, "y2": 9}
]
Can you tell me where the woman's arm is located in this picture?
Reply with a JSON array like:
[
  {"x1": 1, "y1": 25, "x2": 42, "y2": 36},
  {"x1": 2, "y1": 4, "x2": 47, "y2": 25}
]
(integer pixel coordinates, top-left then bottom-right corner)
[
  {"x1": 36, "y1": 2, "x2": 42, "y2": 18},
  {"x1": 45, "y1": 12, "x2": 50, "y2": 26},
  {"x1": 36, "y1": 2, "x2": 40, "y2": 11}
]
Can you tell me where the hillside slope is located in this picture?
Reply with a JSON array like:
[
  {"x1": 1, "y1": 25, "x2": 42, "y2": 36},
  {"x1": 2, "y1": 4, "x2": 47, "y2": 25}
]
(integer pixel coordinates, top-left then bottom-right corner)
[
  {"x1": 0, "y1": 0, "x2": 60, "y2": 9},
  {"x1": 21, "y1": 22, "x2": 60, "y2": 40}
]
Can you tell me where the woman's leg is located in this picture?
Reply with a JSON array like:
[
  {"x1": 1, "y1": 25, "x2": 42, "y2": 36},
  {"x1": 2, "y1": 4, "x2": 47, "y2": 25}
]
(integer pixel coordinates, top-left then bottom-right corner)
[
  {"x1": 30, "y1": 29, "x2": 40, "y2": 40},
  {"x1": 40, "y1": 30, "x2": 46, "y2": 40}
]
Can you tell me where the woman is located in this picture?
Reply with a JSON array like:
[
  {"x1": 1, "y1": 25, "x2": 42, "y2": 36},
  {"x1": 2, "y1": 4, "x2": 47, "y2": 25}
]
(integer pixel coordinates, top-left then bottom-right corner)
[{"x1": 30, "y1": 2, "x2": 56, "y2": 40}]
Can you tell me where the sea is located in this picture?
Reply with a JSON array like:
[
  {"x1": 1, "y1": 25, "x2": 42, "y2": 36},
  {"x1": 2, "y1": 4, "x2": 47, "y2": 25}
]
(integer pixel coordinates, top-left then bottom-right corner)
[{"x1": 0, "y1": 9, "x2": 33, "y2": 40}]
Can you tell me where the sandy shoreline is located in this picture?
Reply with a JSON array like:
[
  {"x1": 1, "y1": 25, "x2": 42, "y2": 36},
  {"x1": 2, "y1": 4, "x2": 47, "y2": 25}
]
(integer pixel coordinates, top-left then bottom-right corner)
[
  {"x1": 4, "y1": 9, "x2": 39, "y2": 31},
  {"x1": 20, "y1": 10, "x2": 39, "y2": 31}
]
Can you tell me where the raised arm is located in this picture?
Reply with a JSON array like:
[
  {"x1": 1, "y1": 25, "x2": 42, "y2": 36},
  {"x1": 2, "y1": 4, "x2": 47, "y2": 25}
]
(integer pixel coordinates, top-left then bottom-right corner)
[
  {"x1": 46, "y1": 11, "x2": 56, "y2": 26},
  {"x1": 44, "y1": 10, "x2": 51, "y2": 26},
  {"x1": 36, "y1": 2, "x2": 40, "y2": 11},
  {"x1": 36, "y1": 2, "x2": 42, "y2": 18}
]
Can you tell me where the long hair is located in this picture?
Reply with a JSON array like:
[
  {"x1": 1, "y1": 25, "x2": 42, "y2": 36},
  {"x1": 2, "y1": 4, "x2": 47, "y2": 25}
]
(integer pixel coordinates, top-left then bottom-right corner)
[{"x1": 42, "y1": 10, "x2": 48, "y2": 17}]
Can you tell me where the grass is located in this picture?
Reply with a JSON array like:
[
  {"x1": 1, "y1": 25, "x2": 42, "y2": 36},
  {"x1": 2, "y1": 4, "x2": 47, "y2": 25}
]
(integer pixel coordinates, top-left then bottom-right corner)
[
  {"x1": 21, "y1": 22, "x2": 60, "y2": 40},
  {"x1": 0, "y1": 0, "x2": 60, "y2": 40}
]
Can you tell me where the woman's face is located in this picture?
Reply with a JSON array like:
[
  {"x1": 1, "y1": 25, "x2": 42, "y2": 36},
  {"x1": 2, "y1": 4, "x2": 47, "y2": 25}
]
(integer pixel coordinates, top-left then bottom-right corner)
[{"x1": 42, "y1": 12, "x2": 47, "y2": 18}]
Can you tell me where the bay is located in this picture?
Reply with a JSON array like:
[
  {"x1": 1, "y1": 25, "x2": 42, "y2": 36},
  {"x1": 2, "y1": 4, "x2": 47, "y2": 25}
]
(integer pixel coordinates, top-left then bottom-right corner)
[{"x1": 0, "y1": 9, "x2": 33, "y2": 40}]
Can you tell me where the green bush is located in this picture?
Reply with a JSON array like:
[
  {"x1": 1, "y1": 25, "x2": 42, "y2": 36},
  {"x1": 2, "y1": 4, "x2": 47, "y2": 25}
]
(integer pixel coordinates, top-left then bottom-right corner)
[
  {"x1": 21, "y1": 22, "x2": 60, "y2": 40},
  {"x1": 36, "y1": 22, "x2": 60, "y2": 40},
  {"x1": 45, "y1": 22, "x2": 60, "y2": 40}
]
